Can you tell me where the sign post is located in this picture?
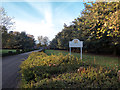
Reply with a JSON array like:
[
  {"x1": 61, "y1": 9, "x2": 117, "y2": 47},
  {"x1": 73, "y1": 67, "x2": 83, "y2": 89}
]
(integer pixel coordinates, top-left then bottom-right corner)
[
  {"x1": 69, "y1": 39, "x2": 83, "y2": 59},
  {"x1": 81, "y1": 47, "x2": 82, "y2": 59},
  {"x1": 70, "y1": 47, "x2": 71, "y2": 55}
]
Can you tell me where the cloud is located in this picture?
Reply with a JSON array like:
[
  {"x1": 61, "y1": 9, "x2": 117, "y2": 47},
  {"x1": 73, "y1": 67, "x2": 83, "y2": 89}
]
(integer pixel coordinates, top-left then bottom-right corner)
[
  {"x1": 27, "y1": 2, "x2": 52, "y2": 23},
  {"x1": 14, "y1": 19, "x2": 58, "y2": 41},
  {"x1": 9, "y1": 2, "x2": 82, "y2": 42},
  {"x1": 11, "y1": 2, "x2": 58, "y2": 41}
]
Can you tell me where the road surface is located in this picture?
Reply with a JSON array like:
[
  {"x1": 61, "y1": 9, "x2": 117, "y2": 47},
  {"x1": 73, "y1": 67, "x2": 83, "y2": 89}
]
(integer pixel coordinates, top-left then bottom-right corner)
[{"x1": 2, "y1": 50, "x2": 42, "y2": 89}]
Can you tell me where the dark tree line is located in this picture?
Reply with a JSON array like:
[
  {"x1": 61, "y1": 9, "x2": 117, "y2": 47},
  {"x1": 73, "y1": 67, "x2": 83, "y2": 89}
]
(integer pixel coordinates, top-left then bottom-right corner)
[
  {"x1": 2, "y1": 29, "x2": 36, "y2": 50},
  {"x1": 50, "y1": 2, "x2": 120, "y2": 55}
]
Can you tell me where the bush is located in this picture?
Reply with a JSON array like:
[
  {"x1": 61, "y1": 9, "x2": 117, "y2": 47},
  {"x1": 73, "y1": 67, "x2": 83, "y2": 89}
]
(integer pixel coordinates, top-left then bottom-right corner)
[
  {"x1": 8, "y1": 51, "x2": 13, "y2": 54},
  {"x1": 35, "y1": 67, "x2": 119, "y2": 88},
  {"x1": 16, "y1": 49, "x2": 21, "y2": 54},
  {"x1": 19, "y1": 52, "x2": 120, "y2": 88}
]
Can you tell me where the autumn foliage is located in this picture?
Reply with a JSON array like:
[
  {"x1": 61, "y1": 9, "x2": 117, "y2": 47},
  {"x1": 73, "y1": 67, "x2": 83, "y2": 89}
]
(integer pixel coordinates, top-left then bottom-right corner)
[{"x1": 19, "y1": 52, "x2": 120, "y2": 88}]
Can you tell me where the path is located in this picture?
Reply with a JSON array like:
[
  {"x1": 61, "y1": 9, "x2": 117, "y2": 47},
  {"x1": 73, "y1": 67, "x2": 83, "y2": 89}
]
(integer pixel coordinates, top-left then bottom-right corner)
[{"x1": 2, "y1": 49, "x2": 42, "y2": 89}]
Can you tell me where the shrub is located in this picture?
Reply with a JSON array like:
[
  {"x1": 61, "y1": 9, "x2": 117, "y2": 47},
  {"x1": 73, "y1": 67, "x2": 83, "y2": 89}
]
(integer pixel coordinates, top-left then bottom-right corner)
[
  {"x1": 16, "y1": 49, "x2": 21, "y2": 54},
  {"x1": 19, "y1": 52, "x2": 120, "y2": 88},
  {"x1": 35, "y1": 67, "x2": 120, "y2": 88},
  {"x1": 8, "y1": 51, "x2": 13, "y2": 54}
]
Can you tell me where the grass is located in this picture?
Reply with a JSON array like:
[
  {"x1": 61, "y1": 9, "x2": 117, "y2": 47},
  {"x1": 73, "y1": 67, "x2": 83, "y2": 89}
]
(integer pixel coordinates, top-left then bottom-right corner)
[
  {"x1": 45, "y1": 50, "x2": 119, "y2": 70},
  {"x1": 0, "y1": 49, "x2": 16, "y2": 54}
]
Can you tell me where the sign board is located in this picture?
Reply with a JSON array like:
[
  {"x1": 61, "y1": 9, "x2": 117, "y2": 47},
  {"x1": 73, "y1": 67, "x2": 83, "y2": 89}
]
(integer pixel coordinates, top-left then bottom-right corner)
[
  {"x1": 69, "y1": 39, "x2": 83, "y2": 59},
  {"x1": 69, "y1": 39, "x2": 83, "y2": 47}
]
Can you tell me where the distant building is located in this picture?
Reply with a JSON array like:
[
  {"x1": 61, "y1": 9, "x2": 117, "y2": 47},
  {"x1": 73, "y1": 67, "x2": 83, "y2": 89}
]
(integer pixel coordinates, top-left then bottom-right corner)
[
  {"x1": 13, "y1": 31, "x2": 20, "y2": 35},
  {"x1": 27, "y1": 34, "x2": 34, "y2": 39}
]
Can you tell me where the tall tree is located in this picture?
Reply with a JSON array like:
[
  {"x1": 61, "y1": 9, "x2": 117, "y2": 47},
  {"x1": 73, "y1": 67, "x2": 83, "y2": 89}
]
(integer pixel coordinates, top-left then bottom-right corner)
[
  {"x1": 38, "y1": 36, "x2": 43, "y2": 46},
  {"x1": 81, "y1": 2, "x2": 120, "y2": 54},
  {"x1": 50, "y1": 1, "x2": 120, "y2": 55},
  {"x1": 37, "y1": 36, "x2": 49, "y2": 47},
  {"x1": 0, "y1": 7, "x2": 15, "y2": 48},
  {"x1": 42, "y1": 36, "x2": 49, "y2": 46},
  {"x1": 0, "y1": 7, "x2": 14, "y2": 33}
]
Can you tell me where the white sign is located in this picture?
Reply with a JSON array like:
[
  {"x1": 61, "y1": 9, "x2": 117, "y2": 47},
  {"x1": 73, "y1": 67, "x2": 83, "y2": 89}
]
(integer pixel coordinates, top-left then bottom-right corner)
[
  {"x1": 69, "y1": 39, "x2": 83, "y2": 59},
  {"x1": 69, "y1": 39, "x2": 83, "y2": 47}
]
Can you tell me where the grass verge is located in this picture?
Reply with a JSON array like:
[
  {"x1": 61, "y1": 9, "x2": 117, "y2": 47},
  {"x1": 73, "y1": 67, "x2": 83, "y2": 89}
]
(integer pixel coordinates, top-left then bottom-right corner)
[
  {"x1": 45, "y1": 50, "x2": 119, "y2": 70},
  {"x1": 1, "y1": 49, "x2": 16, "y2": 54}
]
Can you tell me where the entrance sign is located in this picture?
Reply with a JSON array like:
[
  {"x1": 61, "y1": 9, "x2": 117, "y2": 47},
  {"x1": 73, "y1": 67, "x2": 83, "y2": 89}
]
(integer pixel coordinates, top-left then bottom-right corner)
[
  {"x1": 69, "y1": 39, "x2": 83, "y2": 59},
  {"x1": 69, "y1": 39, "x2": 83, "y2": 47}
]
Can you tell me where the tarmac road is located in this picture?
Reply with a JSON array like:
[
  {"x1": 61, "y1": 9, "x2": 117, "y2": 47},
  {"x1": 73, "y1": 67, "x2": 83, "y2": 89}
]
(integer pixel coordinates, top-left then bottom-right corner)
[{"x1": 2, "y1": 49, "x2": 42, "y2": 89}]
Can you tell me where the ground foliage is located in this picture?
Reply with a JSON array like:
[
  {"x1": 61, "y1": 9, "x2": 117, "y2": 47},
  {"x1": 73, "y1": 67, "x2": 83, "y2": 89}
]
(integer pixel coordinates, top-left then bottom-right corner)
[{"x1": 19, "y1": 52, "x2": 120, "y2": 88}]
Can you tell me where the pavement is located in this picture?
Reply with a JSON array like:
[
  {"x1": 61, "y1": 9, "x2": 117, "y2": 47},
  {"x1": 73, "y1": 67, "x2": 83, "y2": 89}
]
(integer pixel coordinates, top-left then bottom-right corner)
[{"x1": 2, "y1": 49, "x2": 42, "y2": 89}]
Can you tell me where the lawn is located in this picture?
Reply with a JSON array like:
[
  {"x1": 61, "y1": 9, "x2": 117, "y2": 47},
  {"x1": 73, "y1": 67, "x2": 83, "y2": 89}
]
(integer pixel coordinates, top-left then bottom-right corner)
[
  {"x1": 45, "y1": 50, "x2": 119, "y2": 70},
  {"x1": 0, "y1": 49, "x2": 16, "y2": 54}
]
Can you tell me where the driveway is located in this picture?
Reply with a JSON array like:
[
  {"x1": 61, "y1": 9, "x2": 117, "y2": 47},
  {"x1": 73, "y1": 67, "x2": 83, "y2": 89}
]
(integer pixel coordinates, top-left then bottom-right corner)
[{"x1": 2, "y1": 49, "x2": 42, "y2": 89}]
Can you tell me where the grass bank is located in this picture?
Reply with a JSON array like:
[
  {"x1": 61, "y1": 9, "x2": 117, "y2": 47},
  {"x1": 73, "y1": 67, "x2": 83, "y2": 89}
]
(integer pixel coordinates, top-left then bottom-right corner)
[
  {"x1": 1, "y1": 49, "x2": 16, "y2": 54},
  {"x1": 1, "y1": 49, "x2": 38, "y2": 57},
  {"x1": 45, "y1": 50, "x2": 119, "y2": 70}
]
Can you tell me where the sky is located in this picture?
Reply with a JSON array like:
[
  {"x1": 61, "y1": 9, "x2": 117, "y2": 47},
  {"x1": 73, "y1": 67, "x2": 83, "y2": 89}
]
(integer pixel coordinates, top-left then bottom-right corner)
[{"x1": 1, "y1": 0, "x2": 85, "y2": 42}]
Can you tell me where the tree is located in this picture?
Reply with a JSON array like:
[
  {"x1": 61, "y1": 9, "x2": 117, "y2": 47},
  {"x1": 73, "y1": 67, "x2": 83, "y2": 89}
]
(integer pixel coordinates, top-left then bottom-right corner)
[
  {"x1": 80, "y1": 2, "x2": 120, "y2": 54},
  {"x1": 50, "y1": 1, "x2": 120, "y2": 55},
  {"x1": 37, "y1": 36, "x2": 49, "y2": 47},
  {"x1": 0, "y1": 7, "x2": 14, "y2": 33},
  {"x1": 3, "y1": 31, "x2": 36, "y2": 50},
  {"x1": 43, "y1": 36, "x2": 49, "y2": 46},
  {"x1": 16, "y1": 32, "x2": 35, "y2": 50},
  {"x1": 38, "y1": 36, "x2": 43, "y2": 46},
  {"x1": 49, "y1": 38, "x2": 57, "y2": 49},
  {"x1": 0, "y1": 7, "x2": 15, "y2": 48}
]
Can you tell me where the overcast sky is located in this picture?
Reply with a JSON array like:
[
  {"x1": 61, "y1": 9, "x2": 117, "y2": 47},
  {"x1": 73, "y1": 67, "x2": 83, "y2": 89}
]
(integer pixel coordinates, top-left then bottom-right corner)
[{"x1": 1, "y1": 1, "x2": 85, "y2": 41}]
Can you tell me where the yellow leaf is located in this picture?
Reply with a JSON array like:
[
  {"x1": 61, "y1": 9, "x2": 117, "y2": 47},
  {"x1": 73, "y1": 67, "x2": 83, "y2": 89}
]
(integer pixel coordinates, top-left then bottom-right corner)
[
  {"x1": 107, "y1": 34, "x2": 109, "y2": 36},
  {"x1": 109, "y1": 27, "x2": 112, "y2": 29},
  {"x1": 98, "y1": 28, "x2": 100, "y2": 30}
]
